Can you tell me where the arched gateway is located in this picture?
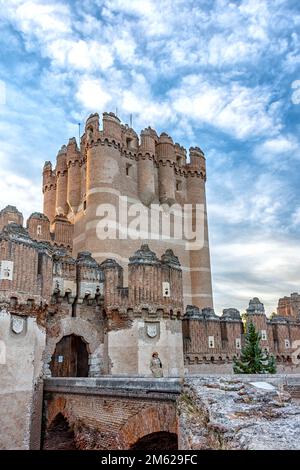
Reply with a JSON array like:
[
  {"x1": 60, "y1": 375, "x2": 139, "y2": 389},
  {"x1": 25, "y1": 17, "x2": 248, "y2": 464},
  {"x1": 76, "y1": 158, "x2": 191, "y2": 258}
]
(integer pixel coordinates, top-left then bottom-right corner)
[{"x1": 50, "y1": 334, "x2": 89, "y2": 377}]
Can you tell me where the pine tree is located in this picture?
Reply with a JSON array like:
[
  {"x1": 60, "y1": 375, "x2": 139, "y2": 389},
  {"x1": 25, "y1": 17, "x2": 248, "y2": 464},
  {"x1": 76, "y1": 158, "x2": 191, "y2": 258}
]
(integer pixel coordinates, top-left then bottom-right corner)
[{"x1": 233, "y1": 322, "x2": 276, "y2": 374}]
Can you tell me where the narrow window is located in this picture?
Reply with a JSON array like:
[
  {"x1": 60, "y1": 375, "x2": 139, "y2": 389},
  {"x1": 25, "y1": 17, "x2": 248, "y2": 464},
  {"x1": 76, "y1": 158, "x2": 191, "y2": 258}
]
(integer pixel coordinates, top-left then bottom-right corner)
[
  {"x1": 37, "y1": 253, "x2": 43, "y2": 275},
  {"x1": 208, "y1": 336, "x2": 215, "y2": 349},
  {"x1": 236, "y1": 338, "x2": 241, "y2": 349},
  {"x1": 37, "y1": 225, "x2": 42, "y2": 235},
  {"x1": 176, "y1": 180, "x2": 182, "y2": 191},
  {"x1": 261, "y1": 330, "x2": 267, "y2": 341},
  {"x1": 162, "y1": 282, "x2": 170, "y2": 297},
  {"x1": 126, "y1": 137, "x2": 133, "y2": 149},
  {"x1": 126, "y1": 163, "x2": 132, "y2": 176},
  {"x1": 284, "y1": 339, "x2": 290, "y2": 349}
]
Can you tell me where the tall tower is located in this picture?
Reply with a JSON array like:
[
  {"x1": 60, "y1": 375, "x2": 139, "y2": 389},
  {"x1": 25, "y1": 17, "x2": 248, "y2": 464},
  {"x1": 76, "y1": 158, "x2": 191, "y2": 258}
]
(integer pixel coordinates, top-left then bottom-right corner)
[
  {"x1": 55, "y1": 146, "x2": 68, "y2": 216},
  {"x1": 186, "y1": 147, "x2": 213, "y2": 309}
]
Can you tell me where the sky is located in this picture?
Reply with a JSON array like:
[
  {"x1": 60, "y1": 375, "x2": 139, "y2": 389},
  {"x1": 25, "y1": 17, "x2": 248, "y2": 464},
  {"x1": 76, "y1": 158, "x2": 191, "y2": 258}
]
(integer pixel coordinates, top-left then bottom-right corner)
[{"x1": 0, "y1": 0, "x2": 300, "y2": 316}]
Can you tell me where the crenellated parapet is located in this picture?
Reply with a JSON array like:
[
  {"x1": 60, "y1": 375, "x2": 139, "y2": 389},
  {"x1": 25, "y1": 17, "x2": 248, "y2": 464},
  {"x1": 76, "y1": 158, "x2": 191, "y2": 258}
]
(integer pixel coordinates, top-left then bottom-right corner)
[
  {"x1": 183, "y1": 297, "x2": 300, "y2": 369},
  {"x1": 186, "y1": 146, "x2": 206, "y2": 177},
  {"x1": 0, "y1": 221, "x2": 53, "y2": 306},
  {"x1": 183, "y1": 305, "x2": 225, "y2": 363},
  {"x1": 100, "y1": 244, "x2": 183, "y2": 319}
]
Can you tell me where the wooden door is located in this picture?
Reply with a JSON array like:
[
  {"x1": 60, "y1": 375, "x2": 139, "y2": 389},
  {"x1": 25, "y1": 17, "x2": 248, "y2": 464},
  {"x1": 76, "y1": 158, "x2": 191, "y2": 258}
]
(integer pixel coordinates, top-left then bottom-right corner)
[{"x1": 50, "y1": 335, "x2": 89, "y2": 377}]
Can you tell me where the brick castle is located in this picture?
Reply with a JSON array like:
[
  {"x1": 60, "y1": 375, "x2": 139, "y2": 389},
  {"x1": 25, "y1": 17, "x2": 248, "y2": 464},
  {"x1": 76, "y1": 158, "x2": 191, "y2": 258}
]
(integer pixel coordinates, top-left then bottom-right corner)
[{"x1": 0, "y1": 112, "x2": 300, "y2": 448}]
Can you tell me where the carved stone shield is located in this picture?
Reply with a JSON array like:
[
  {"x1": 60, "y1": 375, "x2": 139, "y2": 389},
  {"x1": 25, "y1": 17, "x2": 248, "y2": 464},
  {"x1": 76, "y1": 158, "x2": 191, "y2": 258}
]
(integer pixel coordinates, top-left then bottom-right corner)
[
  {"x1": 146, "y1": 323, "x2": 158, "y2": 338},
  {"x1": 11, "y1": 316, "x2": 24, "y2": 334}
]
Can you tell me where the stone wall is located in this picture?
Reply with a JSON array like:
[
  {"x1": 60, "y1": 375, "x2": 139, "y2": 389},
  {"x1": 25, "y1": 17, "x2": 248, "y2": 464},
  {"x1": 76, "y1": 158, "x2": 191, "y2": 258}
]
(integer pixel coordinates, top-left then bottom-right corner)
[
  {"x1": 108, "y1": 317, "x2": 184, "y2": 377},
  {"x1": 178, "y1": 375, "x2": 300, "y2": 450},
  {"x1": 0, "y1": 309, "x2": 45, "y2": 449}
]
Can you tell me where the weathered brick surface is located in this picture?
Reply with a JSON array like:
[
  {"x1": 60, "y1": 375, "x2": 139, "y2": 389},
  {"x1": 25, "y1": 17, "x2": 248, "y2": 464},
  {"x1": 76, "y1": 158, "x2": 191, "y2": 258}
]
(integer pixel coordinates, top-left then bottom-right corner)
[
  {"x1": 39, "y1": 112, "x2": 213, "y2": 310},
  {"x1": 44, "y1": 393, "x2": 177, "y2": 450},
  {"x1": 278, "y1": 293, "x2": 300, "y2": 319}
]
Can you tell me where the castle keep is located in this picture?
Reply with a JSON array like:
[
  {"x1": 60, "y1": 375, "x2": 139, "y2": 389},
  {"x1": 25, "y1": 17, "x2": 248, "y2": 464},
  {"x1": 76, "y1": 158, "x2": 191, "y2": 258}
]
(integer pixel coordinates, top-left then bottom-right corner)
[
  {"x1": 42, "y1": 112, "x2": 213, "y2": 309},
  {"x1": 1, "y1": 112, "x2": 300, "y2": 449}
]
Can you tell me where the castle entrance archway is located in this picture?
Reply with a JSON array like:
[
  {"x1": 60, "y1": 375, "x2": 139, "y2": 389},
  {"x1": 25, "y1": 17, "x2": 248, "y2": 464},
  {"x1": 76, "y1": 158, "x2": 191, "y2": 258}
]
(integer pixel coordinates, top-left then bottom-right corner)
[{"x1": 50, "y1": 334, "x2": 89, "y2": 377}]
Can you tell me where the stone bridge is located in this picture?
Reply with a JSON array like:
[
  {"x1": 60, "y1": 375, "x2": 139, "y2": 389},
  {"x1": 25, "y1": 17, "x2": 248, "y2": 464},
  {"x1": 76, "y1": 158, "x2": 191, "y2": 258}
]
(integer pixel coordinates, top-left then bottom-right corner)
[
  {"x1": 42, "y1": 377, "x2": 182, "y2": 450},
  {"x1": 41, "y1": 374, "x2": 300, "y2": 450}
]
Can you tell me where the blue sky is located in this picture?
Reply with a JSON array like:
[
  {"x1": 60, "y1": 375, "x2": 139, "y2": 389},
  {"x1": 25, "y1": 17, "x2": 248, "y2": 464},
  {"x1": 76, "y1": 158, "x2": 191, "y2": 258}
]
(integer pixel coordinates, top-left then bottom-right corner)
[{"x1": 0, "y1": 0, "x2": 300, "y2": 315}]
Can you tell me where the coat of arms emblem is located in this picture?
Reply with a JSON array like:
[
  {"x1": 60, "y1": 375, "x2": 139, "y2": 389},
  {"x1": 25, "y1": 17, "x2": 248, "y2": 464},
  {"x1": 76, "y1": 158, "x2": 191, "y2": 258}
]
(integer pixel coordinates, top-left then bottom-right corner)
[
  {"x1": 146, "y1": 323, "x2": 158, "y2": 338},
  {"x1": 11, "y1": 316, "x2": 25, "y2": 334}
]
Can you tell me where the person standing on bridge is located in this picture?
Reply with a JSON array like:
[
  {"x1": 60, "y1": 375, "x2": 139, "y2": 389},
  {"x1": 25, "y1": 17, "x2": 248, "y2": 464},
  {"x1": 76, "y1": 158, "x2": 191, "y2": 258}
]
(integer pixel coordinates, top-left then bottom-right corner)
[{"x1": 150, "y1": 352, "x2": 163, "y2": 377}]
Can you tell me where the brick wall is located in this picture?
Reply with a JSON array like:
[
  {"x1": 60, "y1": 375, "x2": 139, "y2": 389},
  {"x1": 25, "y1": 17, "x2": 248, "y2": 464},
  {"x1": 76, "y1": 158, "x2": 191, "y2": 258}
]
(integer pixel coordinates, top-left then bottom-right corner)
[{"x1": 44, "y1": 392, "x2": 177, "y2": 450}]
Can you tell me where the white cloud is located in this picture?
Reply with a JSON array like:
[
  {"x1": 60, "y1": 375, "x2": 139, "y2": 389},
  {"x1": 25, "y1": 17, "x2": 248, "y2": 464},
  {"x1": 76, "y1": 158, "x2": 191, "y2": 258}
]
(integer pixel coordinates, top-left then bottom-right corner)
[
  {"x1": 260, "y1": 136, "x2": 299, "y2": 154},
  {"x1": 211, "y1": 235, "x2": 300, "y2": 315},
  {"x1": 0, "y1": 80, "x2": 6, "y2": 106},
  {"x1": 76, "y1": 78, "x2": 112, "y2": 110},
  {"x1": 5, "y1": 0, "x2": 71, "y2": 38},
  {"x1": 0, "y1": 168, "x2": 42, "y2": 220},
  {"x1": 292, "y1": 207, "x2": 300, "y2": 226},
  {"x1": 46, "y1": 39, "x2": 115, "y2": 71},
  {"x1": 170, "y1": 76, "x2": 281, "y2": 139},
  {"x1": 254, "y1": 135, "x2": 300, "y2": 167},
  {"x1": 1, "y1": 0, "x2": 300, "y2": 317}
]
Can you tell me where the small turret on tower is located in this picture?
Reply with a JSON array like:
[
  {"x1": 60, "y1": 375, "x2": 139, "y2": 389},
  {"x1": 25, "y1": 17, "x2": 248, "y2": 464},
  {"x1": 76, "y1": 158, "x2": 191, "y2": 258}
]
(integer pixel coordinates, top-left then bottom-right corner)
[
  {"x1": 174, "y1": 143, "x2": 187, "y2": 167},
  {"x1": 42, "y1": 162, "x2": 56, "y2": 223},
  {"x1": 85, "y1": 113, "x2": 100, "y2": 145},
  {"x1": 122, "y1": 124, "x2": 139, "y2": 151},
  {"x1": 52, "y1": 214, "x2": 73, "y2": 251},
  {"x1": 102, "y1": 112, "x2": 122, "y2": 143},
  {"x1": 157, "y1": 133, "x2": 176, "y2": 205},
  {"x1": 0, "y1": 205, "x2": 23, "y2": 231},
  {"x1": 55, "y1": 145, "x2": 68, "y2": 217},
  {"x1": 27, "y1": 212, "x2": 51, "y2": 242},
  {"x1": 188, "y1": 147, "x2": 206, "y2": 175},
  {"x1": 67, "y1": 137, "x2": 82, "y2": 214},
  {"x1": 186, "y1": 146, "x2": 213, "y2": 309},
  {"x1": 137, "y1": 127, "x2": 158, "y2": 206}
]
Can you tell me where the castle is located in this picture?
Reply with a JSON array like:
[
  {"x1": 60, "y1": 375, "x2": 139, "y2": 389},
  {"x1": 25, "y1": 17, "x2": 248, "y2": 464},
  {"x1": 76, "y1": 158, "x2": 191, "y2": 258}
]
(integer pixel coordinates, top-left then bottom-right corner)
[{"x1": 1, "y1": 112, "x2": 300, "y2": 449}]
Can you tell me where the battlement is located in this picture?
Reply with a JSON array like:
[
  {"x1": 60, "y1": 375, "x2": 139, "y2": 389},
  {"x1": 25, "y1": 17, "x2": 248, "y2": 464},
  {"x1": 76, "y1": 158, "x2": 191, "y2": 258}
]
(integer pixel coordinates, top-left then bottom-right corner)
[
  {"x1": 39, "y1": 111, "x2": 212, "y2": 311},
  {"x1": 101, "y1": 244, "x2": 183, "y2": 317},
  {"x1": 183, "y1": 297, "x2": 300, "y2": 367},
  {"x1": 42, "y1": 111, "x2": 208, "y2": 226}
]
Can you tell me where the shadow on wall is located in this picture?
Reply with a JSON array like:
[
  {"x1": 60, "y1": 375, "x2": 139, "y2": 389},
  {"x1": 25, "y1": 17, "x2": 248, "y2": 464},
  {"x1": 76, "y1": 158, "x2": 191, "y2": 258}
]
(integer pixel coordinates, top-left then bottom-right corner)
[
  {"x1": 130, "y1": 431, "x2": 178, "y2": 450},
  {"x1": 43, "y1": 413, "x2": 77, "y2": 450}
]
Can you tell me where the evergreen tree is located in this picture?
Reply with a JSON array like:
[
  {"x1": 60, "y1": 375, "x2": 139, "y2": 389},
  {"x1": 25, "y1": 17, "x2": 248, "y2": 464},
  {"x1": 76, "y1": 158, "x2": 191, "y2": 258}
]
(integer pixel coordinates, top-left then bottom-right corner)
[{"x1": 233, "y1": 322, "x2": 276, "y2": 374}]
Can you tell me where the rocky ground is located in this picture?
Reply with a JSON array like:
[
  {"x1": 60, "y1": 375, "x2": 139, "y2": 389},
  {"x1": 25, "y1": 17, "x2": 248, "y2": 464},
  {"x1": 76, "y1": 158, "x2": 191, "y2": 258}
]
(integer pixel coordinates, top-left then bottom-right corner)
[{"x1": 178, "y1": 376, "x2": 300, "y2": 450}]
